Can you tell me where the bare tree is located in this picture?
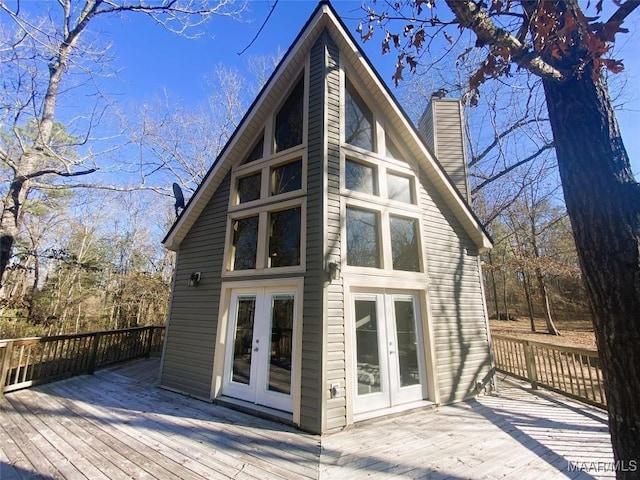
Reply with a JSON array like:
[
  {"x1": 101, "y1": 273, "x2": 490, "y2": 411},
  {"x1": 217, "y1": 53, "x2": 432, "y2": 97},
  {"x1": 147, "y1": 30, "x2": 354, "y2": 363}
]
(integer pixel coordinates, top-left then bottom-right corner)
[
  {"x1": 360, "y1": 0, "x2": 640, "y2": 470},
  {"x1": 0, "y1": 0, "x2": 246, "y2": 288},
  {"x1": 125, "y1": 54, "x2": 281, "y2": 199}
]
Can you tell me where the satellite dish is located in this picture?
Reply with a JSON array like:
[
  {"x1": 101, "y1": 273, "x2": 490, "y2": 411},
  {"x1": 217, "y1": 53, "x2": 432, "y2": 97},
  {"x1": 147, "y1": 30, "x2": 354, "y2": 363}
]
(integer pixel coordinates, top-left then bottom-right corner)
[{"x1": 172, "y1": 182, "x2": 185, "y2": 217}]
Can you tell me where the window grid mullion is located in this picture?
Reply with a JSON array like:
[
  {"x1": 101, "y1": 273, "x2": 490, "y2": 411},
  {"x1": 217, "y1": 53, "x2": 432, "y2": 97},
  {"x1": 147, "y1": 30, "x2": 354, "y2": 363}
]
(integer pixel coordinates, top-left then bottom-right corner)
[
  {"x1": 256, "y1": 211, "x2": 269, "y2": 269},
  {"x1": 380, "y1": 210, "x2": 392, "y2": 272}
]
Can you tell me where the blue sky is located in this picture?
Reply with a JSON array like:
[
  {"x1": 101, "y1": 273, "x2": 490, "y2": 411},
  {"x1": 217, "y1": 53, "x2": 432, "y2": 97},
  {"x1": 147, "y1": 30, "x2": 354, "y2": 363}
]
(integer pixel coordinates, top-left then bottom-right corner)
[
  {"x1": 5, "y1": 0, "x2": 639, "y2": 177},
  {"x1": 99, "y1": 0, "x2": 639, "y2": 178}
]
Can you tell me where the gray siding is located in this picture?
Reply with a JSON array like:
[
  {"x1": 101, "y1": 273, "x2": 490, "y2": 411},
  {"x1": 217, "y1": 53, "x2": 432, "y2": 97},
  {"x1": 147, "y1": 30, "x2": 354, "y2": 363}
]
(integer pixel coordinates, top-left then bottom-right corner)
[
  {"x1": 323, "y1": 34, "x2": 346, "y2": 433},
  {"x1": 304, "y1": 30, "x2": 344, "y2": 434},
  {"x1": 419, "y1": 172, "x2": 491, "y2": 403},
  {"x1": 419, "y1": 99, "x2": 470, "y2": 202},
  {"x1": 300, "y1": 30, "x2": 329, "y2": 434},
  {"x1": 159, "y1": 172, "x2": 231, "y2": 399}
]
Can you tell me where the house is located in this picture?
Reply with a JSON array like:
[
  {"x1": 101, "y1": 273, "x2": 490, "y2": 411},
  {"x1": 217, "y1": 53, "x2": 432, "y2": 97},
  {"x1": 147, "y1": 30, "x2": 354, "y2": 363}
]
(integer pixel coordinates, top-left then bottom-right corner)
[{"x1": 160, "y1": 1, "x2": 494, "y2": 435}]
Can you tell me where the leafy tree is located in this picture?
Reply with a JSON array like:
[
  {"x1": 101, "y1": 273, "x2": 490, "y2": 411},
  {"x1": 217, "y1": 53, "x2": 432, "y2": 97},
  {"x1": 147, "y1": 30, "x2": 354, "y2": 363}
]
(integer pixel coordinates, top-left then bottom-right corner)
[
  {"x1": 360, "y1": 0, "x2": 640, "y2": 470},
  {"x1": 0, "y1": 0, "x2": 246, "y2": 288}
]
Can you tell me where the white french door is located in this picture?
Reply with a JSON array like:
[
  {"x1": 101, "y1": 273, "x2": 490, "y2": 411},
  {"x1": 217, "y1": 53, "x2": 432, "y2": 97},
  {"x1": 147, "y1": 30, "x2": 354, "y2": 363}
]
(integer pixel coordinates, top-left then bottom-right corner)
[
  {"x1": 222, "y1": 287, "x2": 297, "y2": 412},
  {"x1": 352, "y1": 292, "x2": 425, "y2": 414}
]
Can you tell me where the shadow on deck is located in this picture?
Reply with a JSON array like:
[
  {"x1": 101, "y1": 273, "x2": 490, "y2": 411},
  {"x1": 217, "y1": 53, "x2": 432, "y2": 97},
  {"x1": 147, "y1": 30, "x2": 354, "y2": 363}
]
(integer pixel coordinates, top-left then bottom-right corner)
[{"x1": 0, "y1": 358, "x2": 614, "y2": 479}]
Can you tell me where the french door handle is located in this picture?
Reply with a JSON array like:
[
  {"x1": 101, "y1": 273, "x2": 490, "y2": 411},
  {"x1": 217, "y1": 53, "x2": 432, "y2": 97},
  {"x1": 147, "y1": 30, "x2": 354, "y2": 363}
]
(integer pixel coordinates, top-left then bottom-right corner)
[{"x1": 254, "y1": 347, "x2": 259, "y2": 352}]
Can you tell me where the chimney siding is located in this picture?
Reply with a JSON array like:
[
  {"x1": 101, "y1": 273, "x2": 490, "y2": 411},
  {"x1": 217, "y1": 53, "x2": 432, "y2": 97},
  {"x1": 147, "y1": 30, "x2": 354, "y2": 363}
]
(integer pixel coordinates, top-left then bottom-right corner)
[{"x1": 418, "y1": 98, "x2": 470, "y2": 203}]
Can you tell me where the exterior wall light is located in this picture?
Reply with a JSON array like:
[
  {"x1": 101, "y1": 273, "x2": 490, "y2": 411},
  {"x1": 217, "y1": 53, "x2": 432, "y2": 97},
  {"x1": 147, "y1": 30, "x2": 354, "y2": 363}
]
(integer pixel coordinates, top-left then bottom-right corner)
[
  {"x1": 328, "y1": 262, "x2": 340, "y2": 282},
  {"x1": 188, "y1": 272, "x2": 201, "y2": 287}
]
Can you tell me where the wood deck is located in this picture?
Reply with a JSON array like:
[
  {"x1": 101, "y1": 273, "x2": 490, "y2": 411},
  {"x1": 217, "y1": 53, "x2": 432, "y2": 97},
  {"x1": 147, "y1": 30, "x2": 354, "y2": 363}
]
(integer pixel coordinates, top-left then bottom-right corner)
[{"x1": 1, "y1": 359, "x2": 614, "y2": 479}]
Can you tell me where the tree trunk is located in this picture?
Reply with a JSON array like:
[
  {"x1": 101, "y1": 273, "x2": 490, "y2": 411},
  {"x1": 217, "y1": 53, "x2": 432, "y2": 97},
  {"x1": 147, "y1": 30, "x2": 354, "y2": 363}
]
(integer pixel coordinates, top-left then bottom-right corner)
[
  {"x1": 522, "y1": 271, "x2": 536, "y2": 332},
  {"x1": 0, "y1": 152, "x2": 39, "y2": 287},
  {"x1": 535, "y1": 269, "x2": 560, "y2": 335},
  {"x1": 543, "y1": 73, "x2": 640, "y2": 474},
  {"x1": 488, "y1": 252, "x2": 500, "y2": 317},
  {"x1": 501, "y1": 267, "x2": 509, "y2": 319}
]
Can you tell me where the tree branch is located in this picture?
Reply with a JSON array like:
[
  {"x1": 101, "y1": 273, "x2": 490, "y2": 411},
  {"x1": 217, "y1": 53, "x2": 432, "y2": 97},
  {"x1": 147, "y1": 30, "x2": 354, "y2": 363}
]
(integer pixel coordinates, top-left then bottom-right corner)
[
  {"x1": 469, "y1": 116, "x2": 549, "y2": 168},
  {"x1": 31, "y1": 181, "x2": 167, "y2": 195},
  {"x1": 444, "y1": 0, "x2": 566, "y2": 82},
  {"x1": 472, "y1": 143, "x2": 556, "y2": 194},
  {"x1": 607, "y1": 0, "x2": 640, "y2": 25},
  {"x1": 25, "y1": 168, "x2": 97, "y2": 180}
]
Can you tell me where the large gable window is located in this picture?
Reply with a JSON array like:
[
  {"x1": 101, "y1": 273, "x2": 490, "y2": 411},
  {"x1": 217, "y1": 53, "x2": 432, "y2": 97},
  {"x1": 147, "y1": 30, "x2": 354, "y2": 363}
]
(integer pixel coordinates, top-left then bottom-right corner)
[
  {"x1": 232, "y1": 216, "x2": 259, "y2": 270},
  {"x1": 345, "y1": 159, "x2": 377, "y2": 195},
  {"x1": 346, "y1": 207, "x2": 381, "y2": 268},
  {"x1": 227, "y1": 198, "x2": 306, "y2": 274},
  {"x1": 275, "y1": 78, "x2": 304, "y2": 153},
  {"x1": 387, "y1": 172, "x2": 413, "y2": 204},
  {"x1": 345, "y1": 80, "x2": 374, "y2": 151},
  {"x1": 237, "y1": 173, "x2": 261, "y2": 204},
  {"x1": 271, "y1": 160, "x2": 302, "y2": 196},
  {"x1": 342, "y1": 150, "x2": 422, "y2": 273},
  {"x1": 390, "y1": 216, "x2": 420, "y2": 272},
  {"x1": 226, "y1": 70, "x2": 307, "y2": 276},
  {"x1": 269, "y1": 207, "x2": 301, "y2": 267},
  {"x1": 243, "y1": 135, "x2": 264, "y2": 164}
]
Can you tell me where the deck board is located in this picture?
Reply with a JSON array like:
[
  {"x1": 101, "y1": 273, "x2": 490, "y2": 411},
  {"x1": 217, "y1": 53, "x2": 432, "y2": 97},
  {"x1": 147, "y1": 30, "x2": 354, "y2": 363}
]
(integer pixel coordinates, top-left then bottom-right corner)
[{"x1": 0, "y1": 359, "x2": 614, "y2": 479}]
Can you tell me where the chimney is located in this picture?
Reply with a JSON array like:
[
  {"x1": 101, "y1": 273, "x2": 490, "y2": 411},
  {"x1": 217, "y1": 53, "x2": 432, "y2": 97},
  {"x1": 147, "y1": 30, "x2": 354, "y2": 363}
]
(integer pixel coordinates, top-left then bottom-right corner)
[{"x1": 418, "y1": 98, "x2": 471, "y2": 203}]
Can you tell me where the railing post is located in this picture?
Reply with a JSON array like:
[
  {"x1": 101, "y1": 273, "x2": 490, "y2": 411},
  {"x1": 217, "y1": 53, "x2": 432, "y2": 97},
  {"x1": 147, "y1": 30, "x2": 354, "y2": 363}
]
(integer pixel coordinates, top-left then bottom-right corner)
[
  {"x1": 523, "y1": 341, "x2": 538, "y2": 390},
  {"x1": 87, "y1": 333, "x2": 101, "y2": 375},
  {"x1": 0, "y1": 341, "x2": 14, "y2": 398},
  {"x1": 145, "y1": 327, "x2": 154, "y2": 358}
]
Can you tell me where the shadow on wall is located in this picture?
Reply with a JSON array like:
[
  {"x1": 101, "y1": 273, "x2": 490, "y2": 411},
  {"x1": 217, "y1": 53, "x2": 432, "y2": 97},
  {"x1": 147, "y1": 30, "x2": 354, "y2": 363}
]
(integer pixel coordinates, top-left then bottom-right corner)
[{"x1": 446, "y1": 245, "x2": 493, "y2": 403}]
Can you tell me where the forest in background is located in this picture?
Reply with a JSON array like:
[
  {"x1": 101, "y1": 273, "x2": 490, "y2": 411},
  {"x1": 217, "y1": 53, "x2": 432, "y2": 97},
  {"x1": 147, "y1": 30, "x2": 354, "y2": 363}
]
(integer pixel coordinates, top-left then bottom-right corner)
[
  {"x1": 0, "y1": 1, "x2": 619, "y2": 340},
  {"x1": 0, "y1": 70, "x2": 593, "y2": 340}
]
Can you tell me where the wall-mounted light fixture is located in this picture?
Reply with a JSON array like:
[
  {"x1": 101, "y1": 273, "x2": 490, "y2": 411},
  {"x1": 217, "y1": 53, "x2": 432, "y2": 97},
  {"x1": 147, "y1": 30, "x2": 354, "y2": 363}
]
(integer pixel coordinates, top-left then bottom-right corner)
[
  {"x1": 188, "y1": 272, "x2": 201, "y2": 287},
  {"x1": 328, "y1": 261, "x2": 340, "y2": 282}
]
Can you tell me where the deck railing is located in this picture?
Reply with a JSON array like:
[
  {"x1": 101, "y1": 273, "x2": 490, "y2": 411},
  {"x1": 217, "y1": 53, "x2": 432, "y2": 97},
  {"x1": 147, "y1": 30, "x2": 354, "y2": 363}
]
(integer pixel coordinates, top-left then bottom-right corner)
[
  {"x1": 492, "y1": 334, "x2": 606, "y2": 409},
  {"x1": 0, "y1": 326, "x2": 165, "y2": 396}
]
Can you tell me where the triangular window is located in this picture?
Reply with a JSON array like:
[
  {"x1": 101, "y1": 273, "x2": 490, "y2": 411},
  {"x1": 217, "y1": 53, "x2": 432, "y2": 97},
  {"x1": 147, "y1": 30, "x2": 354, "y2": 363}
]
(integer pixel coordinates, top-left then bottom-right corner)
[
  {"x1": 275, "y1": 78, "x2": 304, "y2": 153},
  {"x1": 385, "y1": 134, "x2": 402, "y2": 160},
  {"x1": 345, "y1": 79, "x2": 374, "y2": 151},
  {"x1": 243, "y1": 135, "x2": 264, "y2": 164}
]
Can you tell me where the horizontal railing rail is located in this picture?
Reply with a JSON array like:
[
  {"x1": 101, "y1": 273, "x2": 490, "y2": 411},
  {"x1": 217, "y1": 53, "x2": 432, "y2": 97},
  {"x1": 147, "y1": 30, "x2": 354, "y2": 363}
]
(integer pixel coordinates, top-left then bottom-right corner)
[
  {"x1": 0, "y1": 326, "x2": 165, "y2": 396},
  {"x1": 492, "y1": 334, "x2": 606, "y2": 409}
]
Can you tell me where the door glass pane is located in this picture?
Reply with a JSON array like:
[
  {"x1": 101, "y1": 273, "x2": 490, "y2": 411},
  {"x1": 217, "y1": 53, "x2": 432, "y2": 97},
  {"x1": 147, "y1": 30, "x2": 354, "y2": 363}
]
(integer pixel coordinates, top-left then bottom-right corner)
[
  {"x1": 268, "y1": 207, "x2": 301, "y2": 267},
  {"x1": 390, "y1": 216, "x2": 420, "y2": 272},
  {"x1": 231, "y1": 297, "x2": 256, "y2": 385},
  {"x1": 271, "y1": 159, "x2": 302, "y2": 196},
  {"x1": 268, "y1": 294, "x2": 294, "y2": 394},
  {"x1": 387, "y1": 172, "x2": 413, "y2": 204},
  {"x1": 355, "y1": 299, "x2": 381, "y2": 395},
  {"x1": 232, "y1": 216, "x2": 259, "y2": 270},
  {"x1": 275, "y1": 78, "x2": 304, "y2": 153},
  {"x1": 345, "y1": 80, "x2": 373, "y2": 151},
  {"x1": 237, "y1": 173, "x2": 261, "y2": 203},
  {"x1": 345, "y1": 159, "x2": 377, "y2": 195},
  {"x1": 394, "y1": 298, "x2": 420, "y2": 387},
  {"x1": 346, "y1": 208, "x2": 380, "y2": 268}
]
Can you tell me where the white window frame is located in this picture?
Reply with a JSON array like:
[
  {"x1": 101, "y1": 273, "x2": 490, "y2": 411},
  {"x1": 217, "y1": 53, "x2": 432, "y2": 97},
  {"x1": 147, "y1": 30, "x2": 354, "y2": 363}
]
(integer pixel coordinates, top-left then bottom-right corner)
[
  {"x1": 223, "y1": 197, "x2": 307, "y2": 277},
  {"x1": 229, "y1": 146, "x2": 307, "y2": 211},
  {"x1": 224, "y1": 67, "x2": 309, "y2": 277},
  {"x1": 341, "y1": 147, "x2": 425, "y2": 277}
]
